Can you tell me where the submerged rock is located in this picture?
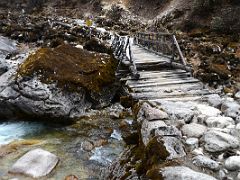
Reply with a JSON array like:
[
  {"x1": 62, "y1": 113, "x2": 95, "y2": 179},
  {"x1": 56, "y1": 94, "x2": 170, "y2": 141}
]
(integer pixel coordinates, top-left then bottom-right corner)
[
  {"x1": 158, "y1": 166, "x2": 217, "y2": 180},
  {"x1": 9, "y1": 148, "x2": 59, "y2": 178}
]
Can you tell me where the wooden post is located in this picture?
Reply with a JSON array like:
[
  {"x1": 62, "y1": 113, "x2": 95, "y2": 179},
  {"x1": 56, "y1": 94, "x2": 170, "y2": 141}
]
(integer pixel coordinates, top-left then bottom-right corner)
[{"x1": 173, "y1": 35, "x2": 187, "y2": 66}]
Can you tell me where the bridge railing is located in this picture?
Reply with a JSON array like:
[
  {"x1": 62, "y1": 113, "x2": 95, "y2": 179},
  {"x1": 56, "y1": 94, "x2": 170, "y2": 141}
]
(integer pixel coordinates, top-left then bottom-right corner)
[
  {"x1": 112, "y1": 33, "x2": 139, "y2": 79},
  {"x1": 135, "y1": 32, "x2": 191, "y2": 72}
]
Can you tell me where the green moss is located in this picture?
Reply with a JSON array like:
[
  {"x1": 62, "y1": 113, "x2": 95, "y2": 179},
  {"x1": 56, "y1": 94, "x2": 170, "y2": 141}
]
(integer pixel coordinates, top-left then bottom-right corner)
[{"x1": 18, "y1": 44, "x2": 117, "y2": 93}]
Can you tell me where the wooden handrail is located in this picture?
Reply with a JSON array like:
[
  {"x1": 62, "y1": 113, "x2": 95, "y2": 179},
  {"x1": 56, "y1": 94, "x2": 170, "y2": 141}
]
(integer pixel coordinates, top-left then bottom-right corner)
[{"x1": 135, "y1": 32, "x2": 191, "y2": 73}]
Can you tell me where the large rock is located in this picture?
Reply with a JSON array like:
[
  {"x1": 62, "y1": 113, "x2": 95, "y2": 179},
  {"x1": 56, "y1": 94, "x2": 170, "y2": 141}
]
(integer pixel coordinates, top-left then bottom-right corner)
[
  {"x1": 159, "y1": 166, "x2": 217, "y2": 180},
  {"x1": 9, "y1": 148, "x2": 59, "y2": 178},
  {"x1": 225, "y1": 156, "x2": 240, "y2": 171},
  {"x1": 205, "y1": 94, "x2": 222, "y2": 108},
  {"x1": 193, "y1": 155, "x2": 220, "y2": 171},
  {"x1": 181, "y1": 123, "x2": 207, "y2": 138},
  {"x1": 0, "y1": 44, "x2": 118, "y2": 120},
  {"x1": 205, "y1": 116, "x2": 235, "y2": 128},
  {"x1": 196, "y1": 104, "x2": 221, "y2": 117},
  {"x1": 203, "y1": 130, "x2": 239, "y2": 152}
]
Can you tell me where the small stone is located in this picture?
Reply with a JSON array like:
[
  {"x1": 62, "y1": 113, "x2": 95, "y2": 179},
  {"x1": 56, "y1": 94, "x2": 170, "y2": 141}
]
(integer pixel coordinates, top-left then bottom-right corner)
[
  {"x1": 181, "y1": 123, "x2": 207, "y2": 138},
  {"x1": 193, "y1": 155, "x2": 220, "y2": 171},
  {"x1": 206, "y1": 94, "x2": 222, "y2": 108},
  {"x1": 109, "y1": 111, "x2": 120, "y2": 119},
  {"x1": 205, "y1": 116, "x2": 235, "y2": 128},
  {"x1": 196, "y1": 104, "x2": 221, "y2": 117},
  {"x1": 225, "y1": 156, "x2": 240, "y2": 171},
  {"x1": 235, "y1": 91, "x2": 240, "y2": 99},
  {"x1": 65, "y1": 175, "x2": 79, "y2": 180},
  {"x1": 9, "y1": 148, "x2": 58, "y2": 178},
  {"x1": 203, "y1": 130, "x2": 239, "y2": 152},
  {"x1": 192, "y1": 148, "x2": 204, "y2": 156},
  {"x1": 186, "y1": 138, "x2": 199, "y2": 151},
  {"x1": 81, "y1": 141, "x2": 94, "y2": 151},
  {"x1": 145, "y1": 107, "x2": 169, "y2": 121},
  {"x1": 160, "y1": 166, "x2": 217, "y2": 180}
]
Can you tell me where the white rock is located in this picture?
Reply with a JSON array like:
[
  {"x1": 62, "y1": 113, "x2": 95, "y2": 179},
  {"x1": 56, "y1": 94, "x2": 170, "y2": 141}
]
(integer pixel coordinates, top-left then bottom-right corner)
[
  {"x1": 192, "y1": 148, "x2": 204, "y2": 156},
  {"x1": 203, "y1": 130, "x2": 239, "y2": 152},
  {"x1": 186, "y1": 138, "x2": 199, "y2": 150},
  {"x1": 205, "y1": 116, "x2": 235, "y2": 128},
  {"x1": 235, "y1": 91, "x2": 240, "y2": 99},
  {"x1": 196, "y1": 104, "x2": 221, "y2": 117},
  {"x1": 193, "y1": 155, "x2": 219, "y2": 171},
  {"x1": 225, "y1": 156, "x2": 240, "y2": 171},
  {"x1": 181, "y1": 123, "x2": 207, "y2": 138},
  {"x1": 9, "y1": 148, "x2": 59, "y2": 178},
  {"x1": 221, "y1": 100, "x2": 240, "y2": 118},
  {"x1": 237, "y1": 172, "x2": 240, "y2": 180},
  {"x1": 161, "y1": 166, "x2": 217, "y2": 180},
  {"x1": 144, "y1": 106, "x2": 169, "y2": 121},
  {"x1": 206, "y1": 94, "x2": 222, "y2": 108}
]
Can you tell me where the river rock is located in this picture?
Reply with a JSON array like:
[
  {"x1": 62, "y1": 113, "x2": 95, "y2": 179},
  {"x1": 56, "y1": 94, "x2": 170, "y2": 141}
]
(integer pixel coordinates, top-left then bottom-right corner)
[
  {"x1": 221, "y1": 99, "x2": 240, "y2": 118},
  {"x1": 156, "y1": 100, "x2": 196, "y2": 122},
  {"x1": 205, "y1": 94, "x2": 223, "y2": 108},
  {"x1": 141, "y1": 119, "x2": 167, "y2": 145},
  {"x1": 159, "y1": 166, "x2": 217, "y2": 180},
  {"x1": 9, "y1": 148, "x2": 59, "y2": 178},
  {"x1": 196, "y1": 104, "x2": 221, "y2": 117},
  {"x1": 181, "y1": 123, "x2": 207, "y2": 138},
  {"x1": 224, "y1": 156, "x2": 240, "y2": 171},
  {"x1": 203, "y1": 130, "x2": 239, "y2": 152},
  {"x1": 193, "y1": 155, "x2": 220, "y2": 171},
  {"x1": 205, "y1": 116, "x2": 235, "y2": 128},
  {"x1": 186, "y1": 138, "x2": 199, "y2": 150}
]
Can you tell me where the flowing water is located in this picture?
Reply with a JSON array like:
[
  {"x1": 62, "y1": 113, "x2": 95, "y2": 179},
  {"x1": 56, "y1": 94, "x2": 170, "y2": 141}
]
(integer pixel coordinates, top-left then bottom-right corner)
[{"x1": 0, "y1": 116, "x2": 126, "y2": 179}]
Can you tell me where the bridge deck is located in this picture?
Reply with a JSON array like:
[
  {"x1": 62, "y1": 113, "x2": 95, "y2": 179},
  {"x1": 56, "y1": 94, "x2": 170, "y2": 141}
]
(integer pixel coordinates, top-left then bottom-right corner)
[{"x1": 121, "y1": 44, "x2": 213, "y2": 102}]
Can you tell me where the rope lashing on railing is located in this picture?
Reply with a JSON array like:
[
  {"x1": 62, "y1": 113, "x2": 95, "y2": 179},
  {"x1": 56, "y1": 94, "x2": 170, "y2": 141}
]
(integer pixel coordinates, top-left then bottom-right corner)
[
  {"x1": 135, "y1": 32, "x2": 192, "y2": 73},
  {"x1": 112, "y1": 33, "x2": 140, "y2": 79}
]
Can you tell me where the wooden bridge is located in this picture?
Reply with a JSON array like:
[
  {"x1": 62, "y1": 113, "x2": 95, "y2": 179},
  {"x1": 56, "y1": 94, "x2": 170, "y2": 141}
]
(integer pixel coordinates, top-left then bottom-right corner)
[{"x1": 112, "y1": 32, "x2": 213, "y2": 102}]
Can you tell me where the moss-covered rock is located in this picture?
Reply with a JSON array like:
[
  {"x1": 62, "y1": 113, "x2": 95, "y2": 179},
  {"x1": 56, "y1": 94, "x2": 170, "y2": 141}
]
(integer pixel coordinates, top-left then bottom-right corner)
[{"x1": 18, "y1": 44, "x2": 117, "y2": 93}]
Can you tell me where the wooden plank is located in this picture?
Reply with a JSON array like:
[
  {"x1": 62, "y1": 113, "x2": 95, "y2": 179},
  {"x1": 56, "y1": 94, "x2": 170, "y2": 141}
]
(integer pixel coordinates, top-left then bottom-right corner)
[
  {"x1": 127, "y1": 79, "x2": 200, "y2": 88},
  {"x1": 131, "y1": 83, "x2": 204, "y2": 93},
  {"x1": 141, "y1": 96, "x2": 207, "y2": 102}
]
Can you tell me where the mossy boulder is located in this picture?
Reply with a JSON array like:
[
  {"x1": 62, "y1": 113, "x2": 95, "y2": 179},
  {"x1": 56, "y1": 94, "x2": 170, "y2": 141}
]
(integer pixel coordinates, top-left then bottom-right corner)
[{"x1": 18, "y1": 44, "x2": 117, "y2": 93}]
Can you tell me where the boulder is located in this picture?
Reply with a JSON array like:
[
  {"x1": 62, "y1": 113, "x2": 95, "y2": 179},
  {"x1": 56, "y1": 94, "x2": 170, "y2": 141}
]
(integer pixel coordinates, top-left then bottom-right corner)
[
  {"x1": 159, "y1": 166, "x2": 217, "y2": 180},
  {"x1": 203, "y1": 130, "x2": 239, "y2": 152},
  {"x1": 193, "y1": 155, "x2": 220, "y2": 171},
  {"x1": 205, "y1": 116, "x2": 235, "y2": 128},
  {"x1": 9, "y1": 148, "x2": 59, "y2": 178},
  {"x1": 181, "y1": 123, "x2": 207, "y2": 138},
  {"x1": 225, "y1": 156, "x2": 240, "y2": 171},
  {"x1": 0, "y1": 44, "x2": 118, "y2": 120}
]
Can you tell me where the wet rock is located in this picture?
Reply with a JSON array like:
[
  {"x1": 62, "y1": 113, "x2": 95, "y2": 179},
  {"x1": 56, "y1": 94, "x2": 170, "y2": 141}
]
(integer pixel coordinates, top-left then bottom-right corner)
[
  {"x1": 221, "y1": 99, "x2": 240, "y2": 119},
  {"x1": 203, "y1": 130, "x2": 239, "y2": 152},
  {"x1": 159, "y1": 166, "x2": 217, "y2": 180},
  {"x1": 205, "y1": 116, "x2": 235, "y2": 128},
  {"x1": 9, "y1": 148, "x2": 58, "y2": 178},
  {"x1": 225, "y1": 156, "x2": 240, "y2": 171},
  {"x1": 181, "y1": 123, "x2": 207, "y2": 138},
  {"x1": 193, "y1": 155, "x2": 220, "y2": 171},
  {"x1": 81, "y1": 141, "x2": 94, "y2": 151}
]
